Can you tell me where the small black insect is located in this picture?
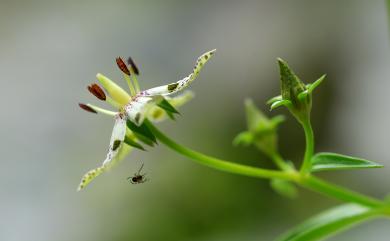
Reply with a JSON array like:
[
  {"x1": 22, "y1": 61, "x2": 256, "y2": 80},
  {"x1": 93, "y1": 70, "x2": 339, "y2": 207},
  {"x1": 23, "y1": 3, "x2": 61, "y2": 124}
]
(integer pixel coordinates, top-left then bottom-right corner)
[{"x1": 127, "y1": 163, "x2": 148, "y2": 184}]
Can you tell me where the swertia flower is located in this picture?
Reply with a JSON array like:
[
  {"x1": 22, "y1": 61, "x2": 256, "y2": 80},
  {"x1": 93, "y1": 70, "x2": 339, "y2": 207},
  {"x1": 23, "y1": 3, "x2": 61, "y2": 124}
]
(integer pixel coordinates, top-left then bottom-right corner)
[{"x1": 77, "y1": 49, "x2": 216, "y2": 190}]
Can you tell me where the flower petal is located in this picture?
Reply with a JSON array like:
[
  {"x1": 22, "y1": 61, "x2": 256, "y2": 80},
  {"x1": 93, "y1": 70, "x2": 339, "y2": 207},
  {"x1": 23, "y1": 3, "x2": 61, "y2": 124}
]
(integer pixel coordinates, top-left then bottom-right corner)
[
  {"x1": 77, "y1": 144, "x2": 132, "y2": 191},
  {"x1": 142, "y1": 49, "x2": 216, "y2": 96},
  {"x1": 77, "y1": 114, "x2": 127, "y2": 191},
  {"x1": 102, "y1": 114, "x2": 127, "y2": 166},
  {"x1": 124, "y1": 95, "x2": 163, "y2": 126}
]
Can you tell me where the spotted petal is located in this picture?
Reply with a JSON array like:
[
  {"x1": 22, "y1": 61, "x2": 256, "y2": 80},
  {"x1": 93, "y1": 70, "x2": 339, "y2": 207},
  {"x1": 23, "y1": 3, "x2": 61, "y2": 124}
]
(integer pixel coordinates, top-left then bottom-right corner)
[
  {"x1": 142, "y1": 49, "x2": 216, "y2": 96},
  {"x1": 77, "y1": 114, "x2": 127, "y2": 190},
  {"x1": 124, "y1": 95, "x2": 163, "y2": 126}
]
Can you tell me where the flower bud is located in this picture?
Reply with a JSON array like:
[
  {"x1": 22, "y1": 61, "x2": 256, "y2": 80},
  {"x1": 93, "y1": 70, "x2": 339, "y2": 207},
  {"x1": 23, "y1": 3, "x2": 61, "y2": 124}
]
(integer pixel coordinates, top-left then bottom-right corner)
[
  {"x1": 268, "y1": 59, "x2": 325, "y2": 124},
  {"x1": 234, "y1": 99, "x2": 284, "y2": 156}
]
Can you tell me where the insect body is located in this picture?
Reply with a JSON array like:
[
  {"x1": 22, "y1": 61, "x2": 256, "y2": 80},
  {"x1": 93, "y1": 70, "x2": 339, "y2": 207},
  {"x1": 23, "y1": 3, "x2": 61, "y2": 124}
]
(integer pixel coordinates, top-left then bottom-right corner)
[{"x1": 127, "y1": 163, "x2": 148, "y2": 184}]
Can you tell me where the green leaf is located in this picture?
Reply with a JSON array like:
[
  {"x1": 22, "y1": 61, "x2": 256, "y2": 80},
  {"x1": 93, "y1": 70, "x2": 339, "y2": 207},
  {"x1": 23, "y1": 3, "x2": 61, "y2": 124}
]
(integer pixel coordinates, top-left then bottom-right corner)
[
  {"x1": 270, "y1": 179, "x2": 298, "y2": 199},
  {"x1": 270, "y1": 99, "x2": 292, "y2": 110},
  {"x1": 308, "y1": 74, "x2": 326, "y2": 93},
  {"x1": 267, "y1": 95, "x2": 283, "y2": 105},
  {"x1": 157, "y1": 98, "x2": 180, "y2": 114},
  {"x1": 127, "y1": 120, "x2": 157, "y2": 146},
  {"x1": 311, "y1": 152, "x2": 383, "y2": 172},
  {"x1": 277, "y1": 203, "x2": 377, "y2": 241},
  {"x1": 124, "y1": 135, "x2": 145, "y2": 151}
]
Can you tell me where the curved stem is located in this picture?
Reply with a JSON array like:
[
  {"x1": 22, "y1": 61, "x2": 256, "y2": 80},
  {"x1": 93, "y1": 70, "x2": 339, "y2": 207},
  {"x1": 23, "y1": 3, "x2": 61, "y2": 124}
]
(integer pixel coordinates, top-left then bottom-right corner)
[
  {"x1": 145, "y1": 120, "x2": 299, "y2": 181},
  {"x1": 145, "y1": 120, "x2": 386, "y2": 208},
  {"x1": 300, "y1": 119, "x2": 314, "y2": 173}
]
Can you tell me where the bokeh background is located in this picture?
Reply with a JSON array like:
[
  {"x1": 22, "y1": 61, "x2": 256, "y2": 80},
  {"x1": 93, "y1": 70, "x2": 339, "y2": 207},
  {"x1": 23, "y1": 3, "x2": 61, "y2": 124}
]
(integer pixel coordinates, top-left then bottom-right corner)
[{"x1": 1, "y1": 0, "x2": 390, "y2": 240}]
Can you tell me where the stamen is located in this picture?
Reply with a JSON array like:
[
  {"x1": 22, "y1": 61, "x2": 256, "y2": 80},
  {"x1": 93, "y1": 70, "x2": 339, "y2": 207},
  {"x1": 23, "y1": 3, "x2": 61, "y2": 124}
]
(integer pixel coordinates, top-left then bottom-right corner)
[
  {"x1": 79, "y1": 103, "x2": 97, "y2": 114},
  {"x1": 130, "y1": 73, "x2": 141, "y2": 93},
  {"x1": 127, "y1": 57, "x2": 141, "y2": 93},
  {"x1": 127, "y1": 57, "x2": 139, "y2": 75},
  {"x1": 116, "y1": 57, "x2": 130, "y2": 76},
  {"x1": 124, "y1": 74, "x2": 136, "y2": 96},
  {"x1": 86, "y1": 103, "x2": 117, "y2": 116},
  {"x1": 87, "y1": 83, "x2": 106, "y2": 101}
]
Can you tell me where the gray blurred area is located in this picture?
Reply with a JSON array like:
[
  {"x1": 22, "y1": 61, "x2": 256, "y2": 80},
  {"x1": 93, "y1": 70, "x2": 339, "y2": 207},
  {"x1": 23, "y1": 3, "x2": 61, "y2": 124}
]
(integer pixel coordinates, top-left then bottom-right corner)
[{"x1": 1, "y1": 0, "x2": 390, "y2": 240}]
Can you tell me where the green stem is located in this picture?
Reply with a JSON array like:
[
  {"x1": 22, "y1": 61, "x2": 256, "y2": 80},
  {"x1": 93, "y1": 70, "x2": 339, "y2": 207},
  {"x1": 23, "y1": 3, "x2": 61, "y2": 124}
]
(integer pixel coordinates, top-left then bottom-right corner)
[
  {"x1": 300, "y1": 175, "x2": 383, "y2": 208},
  {"x1": 300, "y1": 118, "x2": 314, "y2": 173},
  {"x1": 145, "y1": 120, "x2": 298, "y2": 181},
  {"x1": 145, "y1": 120, "x2": 386, "y2": 208}
]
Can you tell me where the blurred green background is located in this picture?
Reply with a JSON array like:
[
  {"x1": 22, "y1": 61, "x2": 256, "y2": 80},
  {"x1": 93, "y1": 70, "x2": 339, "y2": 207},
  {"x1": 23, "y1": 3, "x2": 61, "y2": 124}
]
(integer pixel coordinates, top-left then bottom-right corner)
[{"x1": 1, "y1": 0, "x2": 390, "y2": 240}]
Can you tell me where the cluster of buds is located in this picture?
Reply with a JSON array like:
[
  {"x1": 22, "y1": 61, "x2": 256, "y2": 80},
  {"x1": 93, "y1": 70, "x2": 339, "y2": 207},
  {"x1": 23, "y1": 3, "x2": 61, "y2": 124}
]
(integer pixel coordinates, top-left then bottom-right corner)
[{"x1": 78, "y1": 50, "x2": 216, "y2": 190}]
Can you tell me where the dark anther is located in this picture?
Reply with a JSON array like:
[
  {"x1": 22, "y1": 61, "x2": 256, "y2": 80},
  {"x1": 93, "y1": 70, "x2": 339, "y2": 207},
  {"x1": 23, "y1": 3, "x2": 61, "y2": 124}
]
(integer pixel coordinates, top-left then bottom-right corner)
[
  {"x1": 127, "y1": 57, "x2": 139, "y2": 75},
  {"x1": 116, "y1": 57, "x2": 131, "y2": 75},
  {"x1": 87, "y1": 83, "x2": 106, "y2": 101},
  {"x1": 79, "y1": 103, "x2": 97, "y2": 114}
]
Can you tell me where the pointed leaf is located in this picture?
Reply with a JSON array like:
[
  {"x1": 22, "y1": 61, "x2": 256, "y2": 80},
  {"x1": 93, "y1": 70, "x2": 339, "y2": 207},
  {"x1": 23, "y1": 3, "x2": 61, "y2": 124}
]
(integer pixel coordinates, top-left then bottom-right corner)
[
  {"x1": 267, "y1": 95, "x2": 283, "y2": 105},
  {"x1": 165, "y1": 110, "x2": 176, "y2": 120},
  {"x1": 311, "y1": 152, "x2": 383, "y2": 172},
  {"x1": 270, "y1": 99, "x2": 292, "y2": 110},
  {"x1": 124, "y1": 135, "x2": 145, "y2": 151},
  {"x1": 157, "y1": 98, "x2": 180, "y2": 114},
  {"x1": 308, "y1": 74, "x2": 326, "y2": 93},
  {"x1": 277, "y1": 203, "x2": 377, "y2": 241},
  {"x1": 126, "y1": 120, "x2": 157, "y2": 145},
  {"x1": 270, "y1": 179, "x2": 298, "y2": 199}
]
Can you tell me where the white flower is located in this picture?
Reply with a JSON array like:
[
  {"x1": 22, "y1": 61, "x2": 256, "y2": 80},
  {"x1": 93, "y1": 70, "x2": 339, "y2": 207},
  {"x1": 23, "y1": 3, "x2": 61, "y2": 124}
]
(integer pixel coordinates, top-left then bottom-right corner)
[{"x1": 77, "y1": 49, "x2": 216, "y2": 190}]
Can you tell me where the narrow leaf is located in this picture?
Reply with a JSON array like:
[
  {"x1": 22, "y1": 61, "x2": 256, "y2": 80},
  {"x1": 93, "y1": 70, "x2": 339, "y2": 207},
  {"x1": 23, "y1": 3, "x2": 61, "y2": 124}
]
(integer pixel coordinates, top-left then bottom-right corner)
[
  {"x1": 308, "y1": 74, "x2": 326, "y2": 93},
  {"x1": 270, "y1": 99, "x2": 292, "y2": 110},
  {"x1": 126, "y1": 120, "x2": 157, "y2": 145},
  {"x1": 311, "y1": 152, "x2": 383, "y2": 172},
  {"x1": 157, "y1": 98, "x2": 180, "y2": 114},
  {"x1": 124, "y1": 135, "x2": 145, "y2": 151},
  {"x1": 277, "y1": 203, "x2": 377, "y2": 241},
  {"x1": 267, "y1": 95, "x2": 283, "y2": 105}
]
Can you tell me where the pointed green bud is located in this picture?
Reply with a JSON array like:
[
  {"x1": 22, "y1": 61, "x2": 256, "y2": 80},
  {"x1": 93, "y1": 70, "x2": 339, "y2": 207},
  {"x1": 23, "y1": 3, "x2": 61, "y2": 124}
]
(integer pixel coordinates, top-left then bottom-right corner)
[
  {"x1": 270, "y1": 59, "x2": 325, "y2": 124},
  {"x1": 278, "y1": 58, "x2": 306, "y2": 102},
  {"x1": 234, "y1": 99, "x2": 284, "y2": 156}
]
